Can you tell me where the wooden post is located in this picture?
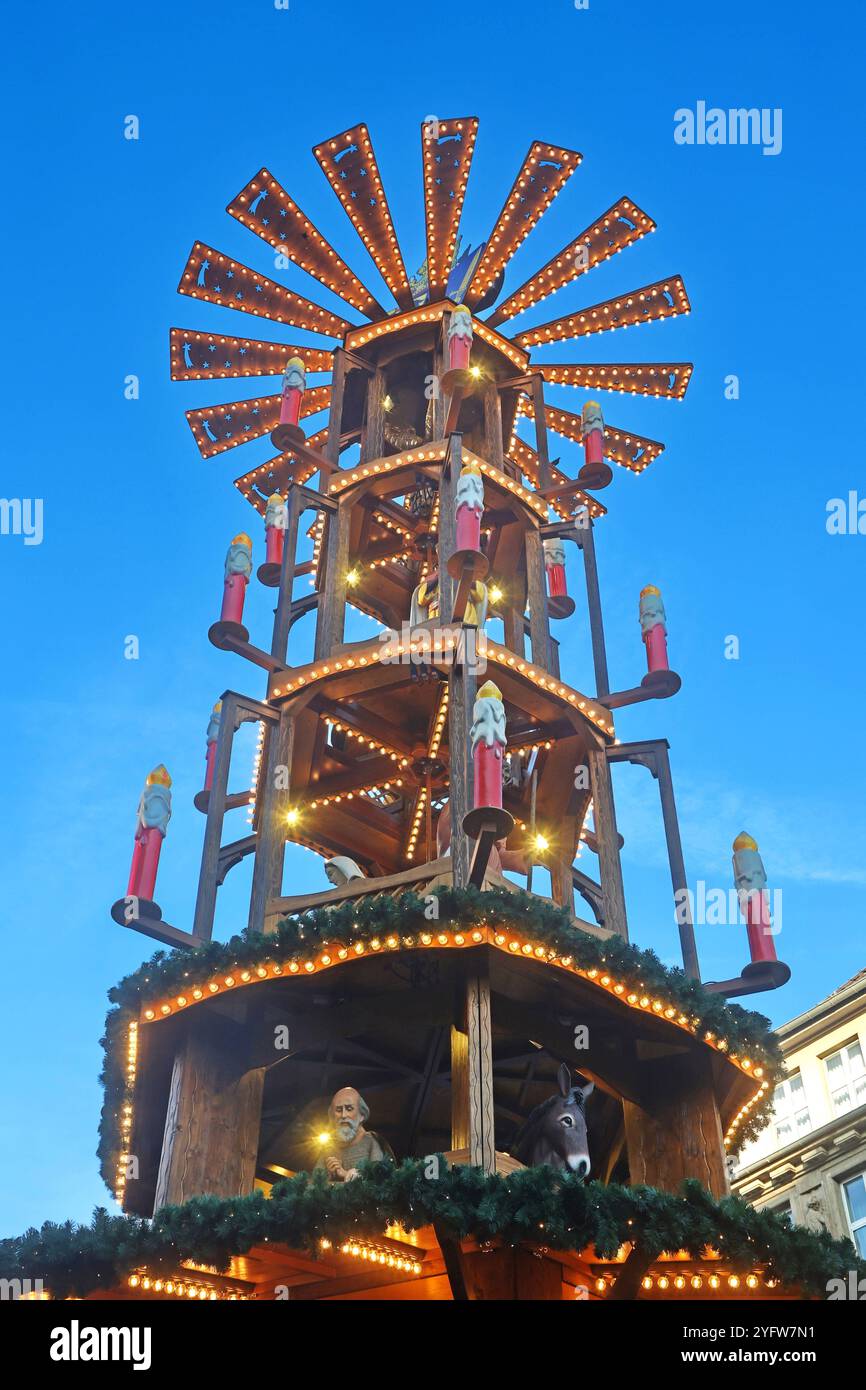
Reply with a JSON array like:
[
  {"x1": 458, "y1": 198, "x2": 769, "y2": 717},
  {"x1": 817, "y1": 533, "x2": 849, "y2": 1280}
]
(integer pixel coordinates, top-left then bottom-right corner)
[
  {"x1": 623, "y1": 1052, "x2": 729, "y2": 1198},
  {"x1": 502, "y1": 588, "x2": 525, "y2": 658},
  {"x1": 587, "y1": 743, "x2": 628, "y2": 940},
  {"x1": 525, "y1": 527, "x2": 551, "y2": 671},
  {"x1": 483, "y1": 382, "x2": 505, "y2": 471},
  {"x1": 248, "y1": 708, "x2": 294, "y2": 935},
  {"x1": 448, "y1": 653, "x2": 474, "y2": 890},
  {"x1": 441, "y1": 434, "x2": 474, "y2": 889},
  {"x1": 655, "y1": 747, "x2": 700, "y2": 980},
  {"x1": 450, "y1": 1024, "x2": 470, "y2": 1149},
  {"x1": 314, "y1": 495, "x2": 351, "y2": 659},
  {"x1": 270, "y1": 485, "x2": 304, "y2": 666},
  {"x1": 326, "y1": 348, "x2": 347, "y2": 468},
  {"x1": 439, "y1": 432, "x2": 460, "y2": 614},
  {"x1": 192, "y1": 694, "x2": 237, "y2": 941},
  {"x1": 579, "y1": 517, "x2": 610, "y2": 697},
  {"x1": 550, "y1": 814, "x2": 577, "y2": 911},
  {"x1": 153, "y1": 1016, "x2": 265, "y2": 1212},
  {"x1": 466, "y1": 967, "x2": 496, "y2": 1172},
  {"x1": 530, "y1": 373, "x2": 551, "y2": 492},
  {"x1": 364, "y1": 367, "x2": 387, "y2": 463},
  {"x1": 608, "y1": 740, "x2": 701, "y2": 980},
  {"x1": 433, "y1": 325, "x2": 448, "y2": 440}
]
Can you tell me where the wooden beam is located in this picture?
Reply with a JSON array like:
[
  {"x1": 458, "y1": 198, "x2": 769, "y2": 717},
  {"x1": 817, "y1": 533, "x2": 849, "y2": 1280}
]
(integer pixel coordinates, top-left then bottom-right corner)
[
  {"x1": 524, "y1": 527, "x2": 551, "y2": 671},
  {"x1": 483, "y1": 382, "x2": 505, "y2": 471},
  {"x1": 248, "y1": 708, "x2": 295, "y2": 935},
  {"x1": 266, "y1": 858, "x2": 452, "y2": 925},
  {"x1": 529, "y1": 374, "x2": 551, "y2": 491},
  {"x1": 364, "y1": 367, "x2": 387, "y2": 463},
  {"x1": 153, "y1": 1015, "x2": 265, "y2": 1213},
  {"x1": 306, "y1": 754, "x2": 403, "y2": 798},
  {"x1": 491, "y1": 993, "x2": 644, "y2": 1106},
  {"x1": 314, "y1": 697, "x2": 416, "y2": 756},
  {"x1": 192, "y1": 693, "x2": 240, "y2": 941},
  {"x1": 607, "y1": 1245, "x2": 654, "y2": 1301},
  {"x1": 325, "y1": 348, "x2": 347, "y2": 470},
  {"x1": 549, "y1": 814, "x2": 577, "y2": 911},
  {"x1": 448, "y1": 650, "x2": 474, "y2": 889},
  {"x1": 467, "y1": 819, "x2": 500, "y2": 887},
  {"x1": 314, "y1": 496, "x2": 351, "y2": 659},
  {"x1": 622, "y1": 1051, "x2": 729, "y2": 1199},
  {"x1": 450, "y1": 1025, "x2": 470, "y2": 1150},
  {"x1": 406, "y1": 1027, "x2": 447, "y2": 1153},
  {"x1": 466, "y1": 967, "x2": 496, "y2": 1172},
  {"x1": 271, "y1": 484, "x2": 306, "y2": 665},
  {"x1": 587, "y1": 745, "x2": 628, "y2": 940}
]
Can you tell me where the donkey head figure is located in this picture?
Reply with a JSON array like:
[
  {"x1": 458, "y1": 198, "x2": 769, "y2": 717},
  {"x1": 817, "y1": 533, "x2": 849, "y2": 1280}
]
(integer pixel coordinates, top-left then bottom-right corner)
[{"x1": 511, "y1": 1063, "x2": 594, "y2": 1177}]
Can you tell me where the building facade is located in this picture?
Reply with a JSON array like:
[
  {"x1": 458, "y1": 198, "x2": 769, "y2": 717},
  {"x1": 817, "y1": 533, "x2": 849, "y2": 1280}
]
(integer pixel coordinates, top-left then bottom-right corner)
[{"x1": 732, "y1": 969, "x2": 866, "y2": 1256}]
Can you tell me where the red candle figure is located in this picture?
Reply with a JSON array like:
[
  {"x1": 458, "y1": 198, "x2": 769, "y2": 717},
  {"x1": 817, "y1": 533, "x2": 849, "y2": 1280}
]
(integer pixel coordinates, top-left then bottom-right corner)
[
  {"x1": 582, "y1": 400, "x2": 604, "y2": 467},
  {"x1": 455, "y1": 460, "x2": 484, "y2": 553},
  {"x1": 543, "y1": 537, "x2": 575, "y2": 619},
  {"x1": 638, "y1": 585, "x2": 681, "y2": 696},
  {"x1": 441, "y1": 304, "x2": 475, "y2": 401},
  {"x1": 127, "y1": 765, "x2": 172, "y2": 904},
  {"x1": 732, "y1": 833, "x2": 780, "y2": 970},
  {"x1": 220, "y1": 532, "x2": 253, "y2": 625},
  {"x1": 463, "y1": 680, "x2": 514, "y2": 843},
  {"x1": 265, "y1": 492, "x2": 287, "y2": 566},
  {"x1": 258, "y1": 492, "x2": 288, "y2": 586},
  {"x1": 447, "y1": 458, "x2": 489, "y2": 585},
  {"x1": 280, "y1": 356, "x2": 305, "y2": 426},
  {"x1": 639, "y1": 585, "x2": 669, "y2": 673},
  {"x1": 471, "y1": 680, "x2": 506, "y2": 811},
  {"x1": 447, "y1": 304, "x2": 473, "y2": 373},
  {"x1": 579, "y1": 400, "x2": 612, "y2": 489},
  {"x1": 271, "y1": 357, "x2": 306, "y2": 450},
  {"x1": 204, "y1": 700, "x2": 222, "y2": 792},
  {"x1": 543, "y1": 538, "x2": 567, "y2": 597}
]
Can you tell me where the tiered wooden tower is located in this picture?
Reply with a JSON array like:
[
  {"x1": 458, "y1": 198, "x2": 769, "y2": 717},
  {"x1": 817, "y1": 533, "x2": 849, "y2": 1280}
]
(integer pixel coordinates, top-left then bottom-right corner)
[{"x1": 105, "y1": 120, "x2": 794, "y2": 1301}]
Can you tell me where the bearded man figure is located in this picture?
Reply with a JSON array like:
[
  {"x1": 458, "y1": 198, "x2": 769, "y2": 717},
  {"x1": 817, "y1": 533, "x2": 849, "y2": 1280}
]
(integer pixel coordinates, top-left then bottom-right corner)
[{"x1": 315, "y1": 1087, "x2": 396, "y2": 1182}]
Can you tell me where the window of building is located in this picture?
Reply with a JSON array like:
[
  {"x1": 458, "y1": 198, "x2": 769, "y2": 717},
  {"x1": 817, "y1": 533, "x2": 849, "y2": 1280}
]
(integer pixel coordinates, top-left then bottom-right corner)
[
  {"x1": 773, "y1": 1072, "x2": 811, "y2": 1143},
  {"x1": 841, "y1": 1173, "x2": 866, "y2": 1257},
  {"x1": 823, "y1": 1040, "x2": 866, "y2": 1116}
]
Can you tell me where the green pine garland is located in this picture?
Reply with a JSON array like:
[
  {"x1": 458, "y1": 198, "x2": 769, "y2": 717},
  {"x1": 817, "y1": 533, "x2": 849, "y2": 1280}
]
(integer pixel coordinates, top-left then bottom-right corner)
[
  {"x1": 97, "y1": 886, "x2": 784, "y2": 1190},
  {"x1": 3, "y1": 1163, "x2": 862, "y2": 1302}
]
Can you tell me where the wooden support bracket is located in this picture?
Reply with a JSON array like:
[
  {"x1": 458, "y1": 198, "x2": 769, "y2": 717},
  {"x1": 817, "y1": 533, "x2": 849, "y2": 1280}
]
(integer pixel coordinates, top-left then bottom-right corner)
[
  {"x1": 110, "y1": 899, "x2": 204, "y2": 951},
  {"x1": 209, "y1": 628, "x2": 289, "y2": 675},
  {"x1": 467, "y1": 820, "x2": 501, "y2": 887},
  {"x1": 600, "y1": 671, "x2": 682, "y2": 709}
]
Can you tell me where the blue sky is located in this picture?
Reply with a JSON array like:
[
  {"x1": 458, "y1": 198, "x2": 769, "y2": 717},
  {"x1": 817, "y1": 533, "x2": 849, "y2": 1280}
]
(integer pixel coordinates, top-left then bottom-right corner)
[{"x1": 2, "y1": 0, "x2": 864, "y2": 1233}]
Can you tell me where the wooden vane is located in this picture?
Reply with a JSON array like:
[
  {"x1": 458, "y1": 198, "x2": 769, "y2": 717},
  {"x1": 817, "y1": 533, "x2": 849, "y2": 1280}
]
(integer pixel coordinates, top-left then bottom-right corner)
[
  {"x1": 233, "y1": 428, "x2": 329, "y2": 514},
  {"x1": 170, "y1": 328, "x2": 333, "y2": 382},
  {"x1": 227, "y1": 167, "x2": 386, "y2": 319},
  {"x1": 177, "y1": 242, "x2": 350, "y2": 336},
  {"x1": 514, "y1": 276, "x2": 691, "y2": 348},
  {"x1": 313, "y1": 123, "x2": 414, "y2": 310},
  {"x1": 463, "y1": 142, "x2": 583, "y2": 311},
  {"x1": 421, "y1": 116, "x2": 479, "y2": 302},
  {"x1": 487, "y1": 196, "x2": 656, "y2": 327},
  {"x1": 185, "y1": 385, "x2": 330, "y2": 460},
  {"x1": 537, "y1": 361, "x2": 693, "y2": 401},
  {"x1": 517, "y1": 398, "x2": 665, "y2": 474}
]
